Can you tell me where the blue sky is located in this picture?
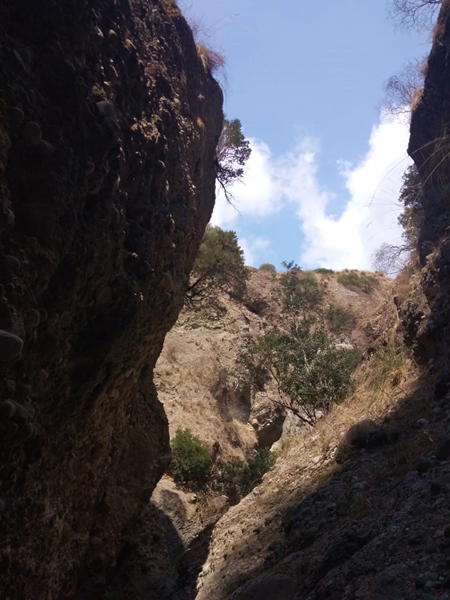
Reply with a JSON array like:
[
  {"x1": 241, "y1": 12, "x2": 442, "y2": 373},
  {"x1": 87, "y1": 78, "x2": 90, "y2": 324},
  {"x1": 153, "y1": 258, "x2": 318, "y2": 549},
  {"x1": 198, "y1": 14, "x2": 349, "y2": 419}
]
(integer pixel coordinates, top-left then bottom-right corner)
[{"x1": 179, "y1": 0, "x2": 435, "y2": 271}]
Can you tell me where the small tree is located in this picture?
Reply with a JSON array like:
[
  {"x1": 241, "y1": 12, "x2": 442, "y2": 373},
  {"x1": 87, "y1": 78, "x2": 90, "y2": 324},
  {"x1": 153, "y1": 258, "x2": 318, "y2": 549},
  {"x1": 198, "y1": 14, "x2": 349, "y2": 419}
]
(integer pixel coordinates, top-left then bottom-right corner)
[
  {"x1": 216, "y1": 118, "x2": 251, "y2": 203},
  {"x1": 382, "y1": 58, "x2": 427, "y2": 116},
  {"x1": 186, "y1": 224, "x2": 249, "y2": 302}
]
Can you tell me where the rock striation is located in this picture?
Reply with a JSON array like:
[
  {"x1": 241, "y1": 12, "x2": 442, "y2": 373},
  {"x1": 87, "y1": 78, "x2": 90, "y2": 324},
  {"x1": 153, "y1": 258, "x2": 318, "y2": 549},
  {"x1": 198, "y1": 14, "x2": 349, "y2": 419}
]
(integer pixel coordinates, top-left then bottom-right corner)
[{"x1": 0, "y1": 0, "x2": 222, "y2": 597}]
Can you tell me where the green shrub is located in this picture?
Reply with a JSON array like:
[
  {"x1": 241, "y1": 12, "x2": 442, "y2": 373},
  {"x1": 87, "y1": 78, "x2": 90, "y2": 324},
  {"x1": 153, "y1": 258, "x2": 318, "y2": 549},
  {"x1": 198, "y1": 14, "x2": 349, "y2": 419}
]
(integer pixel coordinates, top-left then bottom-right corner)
[
  {"x1": 240, "y1": 448, "x2": 277, "y2": 495},
  {"x1": 259, "y1": 263, "x2": 276, "y2": 273},
  {"x1": 216, "y1": 448, "x2": 277, "y2": 504},
  {"x1": 336, "y1": 270, "x2": 379, "y2": 293},
  {"x1": 314, "y1": 267, "x2": 334, "y2": 275},
  {"x1": 170, "y1": 429, "x2": 212, "y2": 488},
  {"x1": 326, "y1": 305, "x2": 357, "y2": 334}
]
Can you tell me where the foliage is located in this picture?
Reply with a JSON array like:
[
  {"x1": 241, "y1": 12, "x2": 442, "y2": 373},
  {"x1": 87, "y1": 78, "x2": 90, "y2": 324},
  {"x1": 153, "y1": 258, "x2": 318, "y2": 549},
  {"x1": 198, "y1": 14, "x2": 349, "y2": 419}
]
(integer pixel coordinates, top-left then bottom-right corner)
[
  {"x1": 216, "y1": 118, "x2": 251, "y2": 203},
  {"x1": 388, "y1": 0, "x2": 441, "y2": 31},
  {"x1": 186, "y1": 224, "x2": 249, "y2": 303},
  {"x1": 259, "y1": 263, "x2": 276, "y2": 273},
  {"x1": 336, "y1": 270, "x2": 379, "y2": 293},
  {"x1": 170, "y1": 429, "x2": 212, "y2": 488},
  {"x1": 216, "y1": 448, "x2": 277, "y2": 503},
  {"x1": 398, "y1": 164, "x2": 425, "y2": 248},
  {"x1": 243, "y1": 263, "x2": 360, "y2": 425},
  {"x1": 326, "y1": 305, "x2": 357, "y2": 334},
  {"x1": 314, "y1": 267, "x2": 334, "y2": 275},
  {"x1": 278, "y1": 266, "x2": 323, "y2": 314}
]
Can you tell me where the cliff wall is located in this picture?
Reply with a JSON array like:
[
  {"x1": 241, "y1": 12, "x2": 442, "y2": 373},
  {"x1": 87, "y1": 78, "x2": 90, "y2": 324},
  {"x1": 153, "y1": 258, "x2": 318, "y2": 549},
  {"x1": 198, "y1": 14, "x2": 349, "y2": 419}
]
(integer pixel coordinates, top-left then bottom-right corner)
[
  {"x1": 0, "y1": 0, "x2": 222, "y2": 597},
  {"x1": 408, "y1": 0, "x2": 450, "y2": 387}
]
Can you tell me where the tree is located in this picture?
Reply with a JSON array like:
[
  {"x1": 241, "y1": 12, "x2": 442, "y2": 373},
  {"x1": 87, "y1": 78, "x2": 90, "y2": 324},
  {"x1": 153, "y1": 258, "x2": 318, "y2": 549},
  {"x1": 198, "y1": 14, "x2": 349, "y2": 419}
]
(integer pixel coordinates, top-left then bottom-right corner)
[
  {"x1": 388, "y1": 0, "x2": 441, "y2": 31},
  {"x1": 186, "y1": 224, "x2": 249, "y2": 302},
  {"x1": 243, "y1": 265, "x2": 360, "y2": 425},
  {"x1": 382, "y1": 58, "x2": 427, "y2": 116},
  {"x1": 371, "y1": 165, "x2": 425, "y2": 274},
  {"x1": 216, "y1": 118, "x2": 251, "y2": 203}
]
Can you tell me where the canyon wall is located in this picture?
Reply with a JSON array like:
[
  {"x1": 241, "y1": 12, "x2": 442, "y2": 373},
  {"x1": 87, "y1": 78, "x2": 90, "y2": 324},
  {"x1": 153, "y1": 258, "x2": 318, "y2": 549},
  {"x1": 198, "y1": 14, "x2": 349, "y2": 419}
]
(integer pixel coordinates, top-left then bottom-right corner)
[
  {"x1": 0, "y1": 0, "x2": 222, "y2": 597},
  {"x1": 408, "y1": 0, "x2": 450, "y2": 386}
]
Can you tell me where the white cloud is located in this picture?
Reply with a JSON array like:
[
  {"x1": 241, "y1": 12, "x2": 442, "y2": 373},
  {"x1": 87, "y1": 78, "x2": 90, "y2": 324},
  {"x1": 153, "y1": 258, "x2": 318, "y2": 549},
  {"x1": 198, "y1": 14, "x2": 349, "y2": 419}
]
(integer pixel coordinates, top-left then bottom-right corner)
[
  {"x1": 239, "y1": 235, "x2": 271, "y2": 266},
  {"x1": 211, "y1": 138, "x2": 284, "y2": 227},
  {"x1": 306, "y1": 111, "x2": 411, "y2": 270},
  {"x1": 211, "y1": 112, "x2": 411, "y2": 271}
]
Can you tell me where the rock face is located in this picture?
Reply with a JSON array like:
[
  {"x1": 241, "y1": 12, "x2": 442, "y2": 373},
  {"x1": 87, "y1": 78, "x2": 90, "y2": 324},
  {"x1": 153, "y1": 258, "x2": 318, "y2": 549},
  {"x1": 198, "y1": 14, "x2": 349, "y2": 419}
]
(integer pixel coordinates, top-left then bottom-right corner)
[
  {"x1": 0, "y1": 0, "x2": 222, "y2": 597},
  {"x1": 408, "y1": 0, "x2": 450, "y2": 378}
]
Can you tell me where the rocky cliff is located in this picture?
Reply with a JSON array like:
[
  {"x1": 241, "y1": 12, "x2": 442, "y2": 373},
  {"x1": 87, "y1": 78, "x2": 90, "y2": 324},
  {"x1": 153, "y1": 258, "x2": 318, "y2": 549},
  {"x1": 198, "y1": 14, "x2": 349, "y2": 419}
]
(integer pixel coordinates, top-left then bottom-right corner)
[
  {"x1": 407, "y1": 0, "x2": 450, "y2": 385},
  {"x1": 0, "y1": 0, "x2": 222, "y2": 597}
]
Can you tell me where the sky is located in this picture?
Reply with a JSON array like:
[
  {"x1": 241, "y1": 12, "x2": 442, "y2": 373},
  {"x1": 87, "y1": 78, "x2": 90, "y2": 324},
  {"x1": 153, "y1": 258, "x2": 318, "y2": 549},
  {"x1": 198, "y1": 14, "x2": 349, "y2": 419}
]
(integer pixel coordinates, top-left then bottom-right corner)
[{"x1": 179, "y1": 0, "x2": 436, "y2": 271}]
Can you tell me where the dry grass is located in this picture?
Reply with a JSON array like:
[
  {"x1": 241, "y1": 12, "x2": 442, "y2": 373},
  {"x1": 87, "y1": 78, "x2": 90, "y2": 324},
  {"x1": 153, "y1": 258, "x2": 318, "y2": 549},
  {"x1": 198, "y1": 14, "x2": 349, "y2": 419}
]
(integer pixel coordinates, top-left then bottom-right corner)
[{"x1": 196, "y1": 43, "x2": 226, "y2": 74}]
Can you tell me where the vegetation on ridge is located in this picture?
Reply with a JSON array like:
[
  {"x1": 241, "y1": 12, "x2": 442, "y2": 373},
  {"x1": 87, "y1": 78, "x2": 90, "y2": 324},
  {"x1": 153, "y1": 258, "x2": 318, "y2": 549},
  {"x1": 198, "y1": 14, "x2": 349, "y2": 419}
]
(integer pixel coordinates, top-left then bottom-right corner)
[{"x1": 243, "y1": 265, "x2": 361, "y2": 425}]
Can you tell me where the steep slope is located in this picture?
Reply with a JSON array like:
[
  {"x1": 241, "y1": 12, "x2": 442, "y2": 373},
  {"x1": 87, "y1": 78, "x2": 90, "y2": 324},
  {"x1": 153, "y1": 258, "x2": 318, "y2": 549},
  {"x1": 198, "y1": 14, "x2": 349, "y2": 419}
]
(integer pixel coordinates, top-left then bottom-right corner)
[{"x1": 0, "y1": 1, "x2": 222, "y2": 597}]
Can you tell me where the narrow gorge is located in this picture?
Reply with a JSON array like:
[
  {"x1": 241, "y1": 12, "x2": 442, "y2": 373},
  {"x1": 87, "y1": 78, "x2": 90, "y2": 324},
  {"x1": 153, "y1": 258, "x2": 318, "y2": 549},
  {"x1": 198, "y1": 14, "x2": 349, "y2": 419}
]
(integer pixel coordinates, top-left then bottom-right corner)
[{"x1": 2, "y1": 1, "x2": 450, "y2": 599}]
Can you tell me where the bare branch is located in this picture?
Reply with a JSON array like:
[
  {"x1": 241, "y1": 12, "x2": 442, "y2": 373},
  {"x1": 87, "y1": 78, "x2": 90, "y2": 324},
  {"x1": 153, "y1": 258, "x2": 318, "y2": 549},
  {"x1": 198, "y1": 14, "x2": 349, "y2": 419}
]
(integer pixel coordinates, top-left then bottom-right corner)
[
  {"x1": 388, "y1": 0, "x2": 441, "y2": 31},
  {"x1": 382, "y1": 58, "x2": 427, "y2": 116}
]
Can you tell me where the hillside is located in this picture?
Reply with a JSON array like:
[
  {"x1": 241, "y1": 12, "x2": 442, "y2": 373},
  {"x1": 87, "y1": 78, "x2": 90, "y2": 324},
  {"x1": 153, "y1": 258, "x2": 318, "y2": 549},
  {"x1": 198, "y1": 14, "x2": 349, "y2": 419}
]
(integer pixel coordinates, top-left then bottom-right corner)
[
  {"x1": 129, "y1": 266, "x2": 418, "y2": 599},
  {"x1": 146, "y1": 260, "x2": 450, "y2": 600}
]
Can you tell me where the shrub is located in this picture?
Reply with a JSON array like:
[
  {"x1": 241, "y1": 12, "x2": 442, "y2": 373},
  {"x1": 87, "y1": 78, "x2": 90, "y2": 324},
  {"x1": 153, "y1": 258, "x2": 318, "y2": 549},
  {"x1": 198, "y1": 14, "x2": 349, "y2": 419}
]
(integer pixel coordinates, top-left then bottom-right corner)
[
  {"x1": 216, "y1": 448, "x2": 277, "y2": 503},
  {"x1": 170, "y1": 429, "x2": 212, "y2": 488},
  {"x1": 240, "y1": 448, "x2": 277, "y2": 495},
  {"x1": 278, "y1": 268, "x2": 323, "y2": 314},
  {"x1": 259, "y1": 263, "x2": 276, "y2": 273},
  {"x1": 314, "y1": 267, "x2": 334, "y2": 275},
  {"x1": 326, "y1": 305, "x2": 357, "y2": 334},
  {"x1": 336, "y1": 270, "x2": 379, "y2": 293},
  {"x1": 186, "y1": 225, "x2": 249, "y2": 303}
]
